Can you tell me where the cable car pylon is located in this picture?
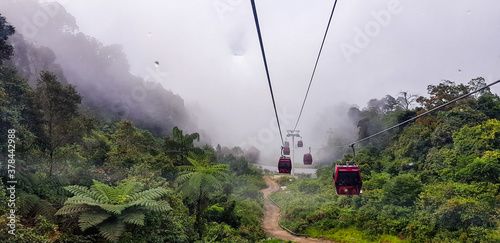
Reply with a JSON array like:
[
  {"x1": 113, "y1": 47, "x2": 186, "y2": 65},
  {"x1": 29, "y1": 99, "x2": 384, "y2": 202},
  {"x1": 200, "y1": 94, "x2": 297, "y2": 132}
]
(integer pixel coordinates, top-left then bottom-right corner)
[{"x1": 286, "y1": 130, "x2": 301, "y2": 176}]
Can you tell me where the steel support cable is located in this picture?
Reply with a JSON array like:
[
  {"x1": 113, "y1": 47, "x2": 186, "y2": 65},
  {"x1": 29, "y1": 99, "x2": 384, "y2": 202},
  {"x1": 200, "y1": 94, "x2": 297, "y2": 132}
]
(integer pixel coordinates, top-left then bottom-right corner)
[
  {"x1": 250, "y1": 0, "x2": 285, "y2": 145},
  {"x1": 293, "y1": 0, "x2": 339, "y2": 131},
  {"x1": 345, "y1": 79, "x2": 500, "y2": 147}
]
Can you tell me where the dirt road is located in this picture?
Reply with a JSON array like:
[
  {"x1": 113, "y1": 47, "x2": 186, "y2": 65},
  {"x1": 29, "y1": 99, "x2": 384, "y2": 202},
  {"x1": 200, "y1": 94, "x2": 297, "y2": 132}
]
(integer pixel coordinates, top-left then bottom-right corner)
[{"x1": 261, "y1": 175, "x2": 337, "y2": 243}]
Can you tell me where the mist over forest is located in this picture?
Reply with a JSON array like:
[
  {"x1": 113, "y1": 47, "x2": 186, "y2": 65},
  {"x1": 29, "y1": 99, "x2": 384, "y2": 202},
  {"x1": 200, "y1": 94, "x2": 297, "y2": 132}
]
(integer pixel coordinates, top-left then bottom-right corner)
[
  {"x1": 0, "y1": 0, "x2": 194, "y2": 137},
  {"x1": 0, "y1": 0, "x2": 368, "y2": 165},
  {"x1": 2, "y1": 1, "x2": 500, "y2": 242}
]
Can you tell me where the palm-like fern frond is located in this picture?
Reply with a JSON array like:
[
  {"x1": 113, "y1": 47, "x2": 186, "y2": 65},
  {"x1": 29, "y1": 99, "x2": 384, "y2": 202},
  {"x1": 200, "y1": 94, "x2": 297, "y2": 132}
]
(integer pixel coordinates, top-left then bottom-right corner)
[
  {"x1": 119, "y1": 212, "x2": 145, "y2": 226},
  {"x1": 18, "y1": 193, "x2": 56, "y2": 219},
  {"x1": 176, "y1": 165, "x2": 197, "y2": 172},
  {"x1": 79, "y1": 212, "x2": 112, "y2": 231},
  {"x1": 99, "y1": 203, "x2": 129, "y2": 215},
  {"x1": 90, "y1": 180, "x2": 113, "y2": 203},
  {"x1": 64, "y1": 196, "x2": 99, "y2": 206},
  {"x1": 117, "y1": 181, "x2": 144, "y2": 200},
  {"x1": 177, "y1": 155, "x2": 229, "y2": 194},
  {"x1": 55, "y1": 204, "x2": 94, "y2": 215},
  {"x1": 189, "y1": 173, "x2": 204, "y2": 190},
  {"x1": 130, "y1": 199, "x2": 171, "y2": 212},
  {"x1": 57, "y1": 179, "x2": 171, "y2": 242},
  {"x1": 174, "y1": 173, "x2": 193, "y2": 187},
  {"x1": 128, "y1": 187, "x2": 169, "y2": 201},
  {"x1": 99, "y1": 220, "x2": 126, "y2": 243},
  {"x1": 64, "y1": 185, "x2": 95, "y2": 199}
]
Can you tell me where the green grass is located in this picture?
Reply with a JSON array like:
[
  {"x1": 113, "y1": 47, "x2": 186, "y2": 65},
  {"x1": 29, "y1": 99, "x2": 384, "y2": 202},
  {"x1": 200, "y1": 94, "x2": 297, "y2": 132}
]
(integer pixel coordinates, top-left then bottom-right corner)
[{"x1": 304, "y1": 227, "x2": 406, "y2": 243}]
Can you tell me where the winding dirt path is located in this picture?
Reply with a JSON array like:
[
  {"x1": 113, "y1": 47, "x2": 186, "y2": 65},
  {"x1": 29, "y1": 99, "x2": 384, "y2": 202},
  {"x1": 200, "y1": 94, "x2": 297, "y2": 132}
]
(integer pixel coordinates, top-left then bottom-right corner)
[{"x1": 261, "y1": 175, "x2": 337, "y2": 243}]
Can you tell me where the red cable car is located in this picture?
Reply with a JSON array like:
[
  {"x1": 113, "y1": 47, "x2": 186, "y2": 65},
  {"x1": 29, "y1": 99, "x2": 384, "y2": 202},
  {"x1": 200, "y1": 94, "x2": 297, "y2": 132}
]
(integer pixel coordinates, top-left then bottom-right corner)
[
  {"x1": 303, "y1": 154, "x2": 312, "y2": 165},
  {"x1": 284, "y1": 141, "x2": 290, "y2": 148},
  {"x1": 333, "y1": 163, "x2": 362, "y2": 195},
  {"x1": 283, "y1": 146, "x2": 290, "y2": 155},
  {"x1": 278, "y1": 156, "x2": 292, "y2": 174},
  {"x1": 297, "y1": 140, "x2": 303, "y2": 147},
  {"x1": 303, "y1": 147, "x2": 312, "y2": 165}
]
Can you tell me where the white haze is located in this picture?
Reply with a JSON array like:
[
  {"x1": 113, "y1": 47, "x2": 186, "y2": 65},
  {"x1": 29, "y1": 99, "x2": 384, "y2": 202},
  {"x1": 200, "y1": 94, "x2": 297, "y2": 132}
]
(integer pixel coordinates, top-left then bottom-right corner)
[{"x1": 25, "y1": 0, "x2": 500, "y2": 164}]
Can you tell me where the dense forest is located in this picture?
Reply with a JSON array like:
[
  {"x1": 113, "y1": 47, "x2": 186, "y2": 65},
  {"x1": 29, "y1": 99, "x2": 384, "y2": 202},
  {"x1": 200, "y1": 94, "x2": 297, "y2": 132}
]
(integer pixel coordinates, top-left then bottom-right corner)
[
  {"x1": 270, "y1": 79, "x2": 500, "y2": 242},
  {"x1": 0, "y1": 12, "x2": 269, "y2": 242},
  {"x1": 2, "y1": 2, "x2": 500, "y2": 243},
  {"x1": 0, "y1": 0, "x2": 195, "y2": 137}
]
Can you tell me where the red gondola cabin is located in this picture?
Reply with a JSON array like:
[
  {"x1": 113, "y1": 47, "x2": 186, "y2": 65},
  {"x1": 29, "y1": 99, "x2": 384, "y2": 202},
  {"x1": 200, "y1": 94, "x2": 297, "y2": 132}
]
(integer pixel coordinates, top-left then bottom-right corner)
[
  {"x1": 333, "y1": 163, "x2": 362, "y2": 195},
  {"x1": 303, "y1": 154, "x2": 312, "y2": 165},
  {"x1": 278, "y1": 157, "x2": 292, "y2": 174},
  {"x1": 284, "y1": 141, "x2": 290, "y2": 148},
  {"x1": 297, "y1": 140, "x2": 303, "y2": 147},
  {"x1": 283, "y1": 146, "x2": 290, "y2": 155}
]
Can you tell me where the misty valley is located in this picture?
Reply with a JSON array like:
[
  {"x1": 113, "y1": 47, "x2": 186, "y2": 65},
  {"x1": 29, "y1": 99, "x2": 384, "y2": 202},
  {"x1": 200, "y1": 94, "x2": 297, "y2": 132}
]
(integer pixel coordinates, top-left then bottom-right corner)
[{"x1": 1, "y1": 0, "x2": 500, "y2": 242}]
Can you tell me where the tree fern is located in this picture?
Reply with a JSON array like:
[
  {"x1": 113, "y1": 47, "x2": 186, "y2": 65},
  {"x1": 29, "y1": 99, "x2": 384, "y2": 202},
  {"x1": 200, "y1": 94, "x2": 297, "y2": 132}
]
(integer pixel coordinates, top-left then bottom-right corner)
[
  {"x1": 55, "y1": 204, "x2": 93, "y2": 215},
  {"x1": 64, "y1": 185, "x2": 94, "y2": 199},
  {"x1": 128, "y1": 187, "x2": 169, "y2": 201},
  {"x1": 174, "y1": 153, "x2": 229, "y2": 237},
  {"x1": 79, "y1": 212, "x2": 111, "y2": 231},
  {"x1": 119, "y1": 212, "x2": 145, "y2": 226},
  {"x1": 18, "y1": 192, "x2": 56, "y2": 220},
  {"x1": 99, "y1": 220, "x2": 126, "y2": 242},
  {"x1": 56, "y1": 179, "x2": 171, "y2": 242}
]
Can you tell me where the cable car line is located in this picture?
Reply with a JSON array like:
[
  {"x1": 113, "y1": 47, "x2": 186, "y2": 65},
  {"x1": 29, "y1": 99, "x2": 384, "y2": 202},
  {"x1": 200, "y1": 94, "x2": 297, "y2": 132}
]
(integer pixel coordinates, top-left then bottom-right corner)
[
  {"x1": 332, "y1": 79, "x2": 500, "y2": 196},
  {"x1": 250, "y1": 0, "x2": 285, "y2": 145},
  {"x1": 293, "y1": 0, "x2": 339, "y2": 131},
  {"x1": 344, "y1": 79, "x2": 500, "y2": 147}
]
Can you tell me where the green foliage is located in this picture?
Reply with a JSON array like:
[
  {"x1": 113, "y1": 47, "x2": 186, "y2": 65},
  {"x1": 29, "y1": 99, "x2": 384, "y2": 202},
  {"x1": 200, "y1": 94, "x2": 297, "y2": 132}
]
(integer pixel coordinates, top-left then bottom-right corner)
[
  {"x1": 175, "y1": 154, "x2": 229, "y2": 198},
  {"x1": 56, "y1": 179, "x2": 171, "y2": 242},
  {"x1": 417, "y1": 80, "x2": 470, "y2": 110},
  {"x1": 204, "y1": 200, "x2": 241, "y2": 228},
  {"x1": 268, "y1": 78, "x2": 500, "y2": 242},
  {"x1": 0, "y1": 13, "x2": 15, "y2": 63},
  {"x1": 362, "y1": 172, "x2": 390, "y2": 190},
  {"x1": 200, "y1": 222, "x2": 247, "y2": 243},
  {"x1": 175, "y1": 153, "x2": 229, "y2": 238},
  {"x1": 475, "y1": 93, "x2": 500, "y2": 120},
  {"x1": 453, "y1": 119, "x2": 500, "y2": 156},
  {"x1": 389, "y1": 122, "x2": 432, "y2": 162},
  {"x1": 219, "y1": 153, "x2": 255, "y2": 176},
  {"x1": 165, "y1": 126, "x2": 201, "y2": 166},
  {"x1": 381, "y1": 174, "x2": 423, "y2": 207},
  {"x1": 297, "y1": 179, "x2": 321, "y2": 194},
  {"x1": 456, "y1": 151, "x2": 500, "y2": 183},
  {"x1": 33, "y1": 71, "x2": 83, "y2": 177},
  {"x1": 2, "y1": 51, "x2": 499, "y2": 243}
]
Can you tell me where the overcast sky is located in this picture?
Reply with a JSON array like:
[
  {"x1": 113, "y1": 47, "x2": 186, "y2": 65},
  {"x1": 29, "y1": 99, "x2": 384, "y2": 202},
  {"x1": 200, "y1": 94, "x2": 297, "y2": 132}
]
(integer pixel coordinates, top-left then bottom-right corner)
[{"x1": 38, "y1": 0, "x2": 500, "y2": 164}]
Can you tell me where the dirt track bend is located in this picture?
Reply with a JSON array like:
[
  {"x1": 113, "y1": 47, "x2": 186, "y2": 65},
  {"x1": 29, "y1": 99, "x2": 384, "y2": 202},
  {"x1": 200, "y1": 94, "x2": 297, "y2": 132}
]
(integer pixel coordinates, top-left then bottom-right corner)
[{"x1": 261, "y1": 175, "x2": 337, "y2": 243}]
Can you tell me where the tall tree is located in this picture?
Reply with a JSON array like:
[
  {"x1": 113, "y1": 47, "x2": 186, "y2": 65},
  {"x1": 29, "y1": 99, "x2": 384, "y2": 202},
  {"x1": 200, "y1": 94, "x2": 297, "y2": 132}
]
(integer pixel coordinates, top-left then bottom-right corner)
[
  {"x1": 0, "y1": 13, "x2": 15, "y2": 64},
  {"x1": 164, "y1": 126, "x2": 201, "y2": 165},
  {"x1": 397, "y1": 91, "x2": 418, "y2": 110},
  {"x1": 416, "y1": 80, "x2": 470, "y2": 110},
  {"x1": 0, "y1": 66, "x2": 42, "y2": 156},
  {"x1": 175, "y1": 153, "x2": 229, "y2": 238},
  {"x1": 33, "y1": 71, "x2": 82, "y2": 177}
]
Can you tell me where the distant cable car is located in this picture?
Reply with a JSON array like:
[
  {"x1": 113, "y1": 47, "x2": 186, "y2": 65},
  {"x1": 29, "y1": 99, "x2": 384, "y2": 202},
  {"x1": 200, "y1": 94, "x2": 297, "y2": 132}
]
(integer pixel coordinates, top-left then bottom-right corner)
[
  {"x1": 333, "y1": 144, "x2": 362, "y2": 195},
  {"x1": 303, "y1": 154, "x2": 312, "y2": 165},
  {"x1": 284, "y1": 141, "x2": 290, "y2": 148},
  {"x1": 303, "y1": 147, "x2": 312, "y2": 165},
  {"x1": 278, "y1": 156, "x2": 292, "y2": 174},
  {"x1": 283, "y1": 146, "x2": 290, "y2": 155},
  {"x1": 297, "y1": 139, "x2": 303, "y2": 147}
]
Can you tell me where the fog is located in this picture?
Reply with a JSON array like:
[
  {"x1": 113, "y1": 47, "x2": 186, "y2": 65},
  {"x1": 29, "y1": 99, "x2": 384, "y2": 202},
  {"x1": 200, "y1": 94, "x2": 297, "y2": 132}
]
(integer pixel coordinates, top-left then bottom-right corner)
[{"x1": 2, "y1": 0, "x2": 500, "y2": 165}]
